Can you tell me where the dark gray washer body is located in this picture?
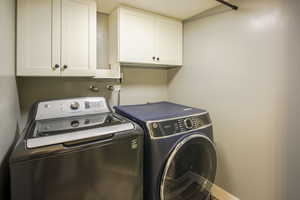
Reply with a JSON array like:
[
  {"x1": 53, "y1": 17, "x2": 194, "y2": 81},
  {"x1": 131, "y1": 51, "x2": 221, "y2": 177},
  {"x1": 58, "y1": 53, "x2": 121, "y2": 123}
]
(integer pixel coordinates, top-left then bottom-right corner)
[{"x1": 10, "y1": 102, "x2": 144, "y2": 200}]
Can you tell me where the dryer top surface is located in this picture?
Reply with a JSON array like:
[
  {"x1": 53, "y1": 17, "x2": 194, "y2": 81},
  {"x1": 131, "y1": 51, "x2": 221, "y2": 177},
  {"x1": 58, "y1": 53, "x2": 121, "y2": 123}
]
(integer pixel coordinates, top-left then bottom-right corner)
[{"x1": 115, "y1": 101, "x2": 206, "y2": 122}]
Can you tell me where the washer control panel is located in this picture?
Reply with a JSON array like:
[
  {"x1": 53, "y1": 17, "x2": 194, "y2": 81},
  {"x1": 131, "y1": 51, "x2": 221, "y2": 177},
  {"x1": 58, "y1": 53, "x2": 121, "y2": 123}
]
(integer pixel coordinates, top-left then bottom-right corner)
[
  {"x1": 35, "y1": 97, "x2": 110, "y2": 120},
  {"x1": 148, "y1": 113, "x2": 211, "y2": 138}
]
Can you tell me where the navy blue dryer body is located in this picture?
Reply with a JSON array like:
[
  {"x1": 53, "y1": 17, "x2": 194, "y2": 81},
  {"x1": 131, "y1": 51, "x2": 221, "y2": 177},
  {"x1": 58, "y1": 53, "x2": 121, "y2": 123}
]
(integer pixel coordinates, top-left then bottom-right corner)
[{"x1": 115, "y1": 102, "x2": 217, "y2": 200}]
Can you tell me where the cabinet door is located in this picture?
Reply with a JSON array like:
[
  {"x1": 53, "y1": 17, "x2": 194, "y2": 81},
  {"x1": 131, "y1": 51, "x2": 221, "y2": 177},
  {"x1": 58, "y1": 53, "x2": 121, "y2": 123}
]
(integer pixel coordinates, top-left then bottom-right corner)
[
  {"x1": 61, "y1": 0, "x2": 96, "y2": 76},
  {"x1": 155, "y1": 17, "x2": 182, "y2": 66},
  {"x1": 17, "y1": 0, "x2": 61, "y2": 76},
  {"x1": 119, "y1": 8, "x2": 156, "y2": 64}
]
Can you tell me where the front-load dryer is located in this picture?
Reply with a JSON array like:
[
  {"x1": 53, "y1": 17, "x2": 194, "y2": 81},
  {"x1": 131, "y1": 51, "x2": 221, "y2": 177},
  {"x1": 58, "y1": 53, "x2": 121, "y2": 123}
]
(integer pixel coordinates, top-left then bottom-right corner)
[{"x1": 115, "y1": 102, "x2": 217, "y2": 200}]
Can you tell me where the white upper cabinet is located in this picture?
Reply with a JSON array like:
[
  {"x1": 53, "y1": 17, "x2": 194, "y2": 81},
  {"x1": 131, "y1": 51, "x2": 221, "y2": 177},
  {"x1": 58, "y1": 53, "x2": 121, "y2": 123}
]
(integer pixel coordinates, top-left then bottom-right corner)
[
  {"x1": 155, "y1": 17, "x2": 183, "y2": 66},
  {"x1": 109, "y1": 7, "x2": 183, "y2": 67},
  {"x1": 61, "y1": 0, "x2": 96, "y2": 76},
  {"x1": 119, "y1": 8, "x2": 156, "y2": 64},
  {"x1": 17, "y1": 0, "x2": 96, "y2": 77},
  {"x1": 17, "y1": 0, "x2": 60, "y2": 76}
]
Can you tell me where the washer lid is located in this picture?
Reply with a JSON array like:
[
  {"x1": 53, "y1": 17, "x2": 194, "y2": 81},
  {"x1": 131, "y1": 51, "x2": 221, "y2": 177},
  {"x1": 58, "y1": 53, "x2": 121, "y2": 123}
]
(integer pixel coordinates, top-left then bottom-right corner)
[
  {"x1": 26, "y1": 123, "x2": 134, "y2": 149},
  {"x1": 160, "y1": 135, "x2": 217, "y2": 200},
  {"x1": 26, "y1": 113, "x2": 134, "y2": 149},
  {"x1": 31, "y1": 113, "x2": 122, "y2": 138}
]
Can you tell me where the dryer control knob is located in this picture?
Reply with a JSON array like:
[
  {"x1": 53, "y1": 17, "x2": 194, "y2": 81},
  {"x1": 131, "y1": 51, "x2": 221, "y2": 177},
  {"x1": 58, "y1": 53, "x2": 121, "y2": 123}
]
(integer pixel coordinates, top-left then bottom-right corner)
[
  {"x1": 184, "y1": 118, "x2": 193, "y2": 129},
  {"x1": 152, "y1": 123, "x2": 159, "y2": 129}
]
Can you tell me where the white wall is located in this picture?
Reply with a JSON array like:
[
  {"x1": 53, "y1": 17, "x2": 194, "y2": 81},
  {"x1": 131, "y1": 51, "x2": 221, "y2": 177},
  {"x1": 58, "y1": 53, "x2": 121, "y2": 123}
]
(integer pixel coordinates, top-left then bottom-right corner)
[
  {"x1": 168, "y1": 0, "x2": 299, "y2": 199},
  {"x1": 0, "y1": 0, "x2": 21, "y2": 198},
  {"x1": 120, "y1": 67, "x2": 168, "y2": 105}
]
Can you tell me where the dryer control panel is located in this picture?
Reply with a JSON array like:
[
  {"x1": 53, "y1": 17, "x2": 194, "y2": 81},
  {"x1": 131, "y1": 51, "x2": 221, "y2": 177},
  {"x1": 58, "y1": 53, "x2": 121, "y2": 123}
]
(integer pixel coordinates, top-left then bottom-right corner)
[{"x1": 147, "y1": 113, "x2": 212, "y2": 138}]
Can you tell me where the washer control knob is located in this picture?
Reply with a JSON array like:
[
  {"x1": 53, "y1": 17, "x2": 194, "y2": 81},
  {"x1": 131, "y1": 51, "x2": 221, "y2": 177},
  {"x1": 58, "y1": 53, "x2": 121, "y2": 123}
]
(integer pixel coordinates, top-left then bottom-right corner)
[
  {"x1": 184, "y1": 118, "x2": 193, "y2": 129},
  {"x1": 71, "y1": 120, "x2": 80, "y2": 127},
  {"x1": 70, "y1": 102, "x2": 80, "y2": 110}
]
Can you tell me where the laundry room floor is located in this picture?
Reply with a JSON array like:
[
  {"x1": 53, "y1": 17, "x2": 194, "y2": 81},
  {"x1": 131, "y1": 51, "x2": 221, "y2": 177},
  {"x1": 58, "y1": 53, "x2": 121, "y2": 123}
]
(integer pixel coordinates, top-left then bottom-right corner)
[{"x1": 211, "y1": 196, "x2": 219, "y2": 200}]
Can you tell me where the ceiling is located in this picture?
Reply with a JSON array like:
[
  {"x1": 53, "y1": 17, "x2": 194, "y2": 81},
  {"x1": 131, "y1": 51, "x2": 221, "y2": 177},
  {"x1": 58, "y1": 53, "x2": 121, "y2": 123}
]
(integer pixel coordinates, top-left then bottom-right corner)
[{"x1": 97, "y1": 0, "x2": 220, "y2": 20}]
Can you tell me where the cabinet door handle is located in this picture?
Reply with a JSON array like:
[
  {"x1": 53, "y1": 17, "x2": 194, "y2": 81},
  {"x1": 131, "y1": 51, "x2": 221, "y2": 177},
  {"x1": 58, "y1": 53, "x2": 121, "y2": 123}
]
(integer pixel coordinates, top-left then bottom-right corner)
[
  {"x1": 52, "y1": 64, "x2": 60, "y2": 71},
  {"x1": 62, "y1": 65, "x2": 68, "y2": 71},
  {"x1": 152, "y1": 56, "x2": 156, "y2": 60},
  {"x1": 156, "y1": 57, "x2": 160, "y2": 61}
]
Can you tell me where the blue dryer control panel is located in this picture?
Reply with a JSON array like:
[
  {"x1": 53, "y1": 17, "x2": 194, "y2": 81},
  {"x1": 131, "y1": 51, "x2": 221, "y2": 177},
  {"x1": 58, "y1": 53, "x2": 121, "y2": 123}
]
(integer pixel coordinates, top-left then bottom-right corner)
[{"x1": 147, "y1": 113, "x2": 211, "y2": 138}]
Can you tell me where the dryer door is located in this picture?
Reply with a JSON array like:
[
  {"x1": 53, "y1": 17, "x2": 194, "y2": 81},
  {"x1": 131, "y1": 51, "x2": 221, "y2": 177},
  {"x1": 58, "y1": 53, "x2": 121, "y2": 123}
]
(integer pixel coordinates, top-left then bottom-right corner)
[{"x1": 160, "y1": 134, "x2": 217, "y2": 200}]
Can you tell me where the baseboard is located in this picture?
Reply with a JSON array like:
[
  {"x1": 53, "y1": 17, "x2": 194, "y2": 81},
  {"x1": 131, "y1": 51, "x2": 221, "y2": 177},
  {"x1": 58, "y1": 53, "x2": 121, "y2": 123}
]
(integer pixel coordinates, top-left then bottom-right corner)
[{"x1": 211, "y1": 184, "x2": 240, "y2": 200}]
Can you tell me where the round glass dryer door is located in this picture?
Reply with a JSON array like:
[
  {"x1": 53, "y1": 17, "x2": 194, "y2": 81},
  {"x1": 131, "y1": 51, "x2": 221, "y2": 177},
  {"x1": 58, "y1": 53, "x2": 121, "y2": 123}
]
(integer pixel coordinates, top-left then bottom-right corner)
[{"x1": 160, "y1": 135, "x2": 217, "y2": 200}]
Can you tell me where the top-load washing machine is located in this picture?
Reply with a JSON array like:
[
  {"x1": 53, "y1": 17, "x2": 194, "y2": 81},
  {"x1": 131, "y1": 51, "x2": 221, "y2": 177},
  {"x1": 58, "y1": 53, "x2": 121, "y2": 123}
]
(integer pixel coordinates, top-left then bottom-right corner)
[
  {"x1": 10, "y1": 97, "x2": 143, "y2": 200},
  {"x1": 115, "y1": 102, "x2": 217, "y2": 200}
]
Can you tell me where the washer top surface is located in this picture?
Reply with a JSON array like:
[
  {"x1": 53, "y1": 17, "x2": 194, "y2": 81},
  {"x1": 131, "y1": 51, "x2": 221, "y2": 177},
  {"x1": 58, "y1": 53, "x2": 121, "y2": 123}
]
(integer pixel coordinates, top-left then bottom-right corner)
[{"x1": 115, "y1": 102, "x2": 206, "y2": 122}]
